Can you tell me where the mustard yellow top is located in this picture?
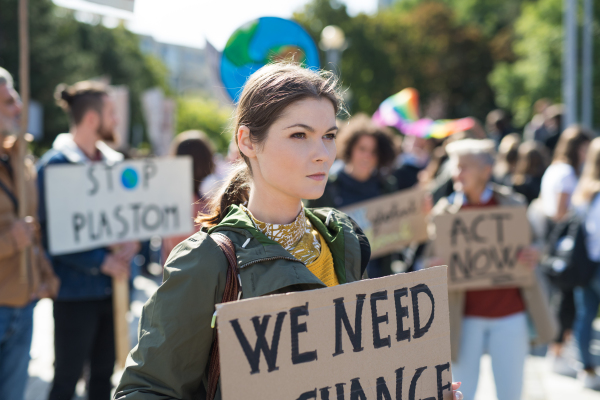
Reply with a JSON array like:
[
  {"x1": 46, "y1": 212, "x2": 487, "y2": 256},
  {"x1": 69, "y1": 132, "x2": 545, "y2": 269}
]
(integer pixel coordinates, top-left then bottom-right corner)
[
  {"x1": 240, "y1": 204, "x2": 339, "y2": 287},
  {"x1": 306, "y1": 234, "x2": 339, "y2": 287}
]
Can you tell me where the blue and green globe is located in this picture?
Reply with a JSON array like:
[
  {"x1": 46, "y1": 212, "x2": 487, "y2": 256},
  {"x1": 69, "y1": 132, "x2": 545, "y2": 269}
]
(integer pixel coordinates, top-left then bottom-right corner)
[
  {"x1": 220, "y1": 17, "x2": 320, "y2": 102},
  {"x1": 121, "y1": 167, "x2": 138, "y2": 190}
]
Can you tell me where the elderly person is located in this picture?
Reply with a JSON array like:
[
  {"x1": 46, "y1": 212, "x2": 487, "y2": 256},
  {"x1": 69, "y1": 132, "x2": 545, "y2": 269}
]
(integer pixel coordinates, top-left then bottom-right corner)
[
  {"x1": 0, "y1": 68, "x2": 58, "y2": 400},
  {"x1": 426, "y1": 139, "x2": 556, "y2": 400}
]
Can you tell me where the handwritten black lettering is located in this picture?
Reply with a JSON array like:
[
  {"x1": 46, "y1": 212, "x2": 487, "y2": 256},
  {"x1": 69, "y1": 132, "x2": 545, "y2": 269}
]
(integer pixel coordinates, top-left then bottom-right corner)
[
  {"x1": 393, "y1": 288, "x2": 411, "y2": 342},
  {"x1": 229, "y1": 312, "x2": 287, "y2": 374},
  {"x1": 72, "y1": 213, "x2": 85, "y2": 243},
  {"x1": 350, "y1": 378, "x2": 366, "y2": 400},
  {"x1": 410, "y1": 284, "x2": 435, "y2": 339},
  {"x1": 333, "y1": 295, "x2": 366, "y2": 356},
  {"x1": 87, "y1": 166, "x2": 99, "y2": 196},
  {"x1": 376, "y1": 376, "x2": 392, "y2": 400},
  {"x1": 370, "y1": 291, "x2": 391, "y2": 349},
  {"x1": 435, "y1": 363, "x2": 451, "y2": 400},
  {"x1": 290, "y1": 303, "x2": 317, "y2": 365}
]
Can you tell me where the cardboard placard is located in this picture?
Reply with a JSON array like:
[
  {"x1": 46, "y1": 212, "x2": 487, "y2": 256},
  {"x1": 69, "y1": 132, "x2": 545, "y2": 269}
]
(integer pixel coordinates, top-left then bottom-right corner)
[
  {"x1": 340, "y1": 188, "x2": 429, "y2": 258},
  {"x1": 217, "y1": 266, "x2": 452, "y2": 400},
  {"x1": 431, "y1": 206, "x2": 533, "y2": 291},
  {"x1": 45, "y1": 157, "x2": 193, "y2": 255}
]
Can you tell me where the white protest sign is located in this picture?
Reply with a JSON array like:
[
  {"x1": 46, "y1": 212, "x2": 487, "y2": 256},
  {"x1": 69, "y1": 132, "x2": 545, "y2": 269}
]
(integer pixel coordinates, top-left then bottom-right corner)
[
  {"x1": 45, "y1": 157, "x2": 193, "y2": 255},
  {"x1": 83, "y1": 0, "x2": 135, "y2": 11},
  {"x1": 217, "y1": 266, "x2": 452, "y2": 400},
  {"x1": 431, "y1": 206, "x2": 534, "y2": 291},
  {"x1": 142, "y1": 88, "x2": 176, "y2": 156},
  {"x1": 109, "y1": 85, "x2": 130, "y2": 150}
]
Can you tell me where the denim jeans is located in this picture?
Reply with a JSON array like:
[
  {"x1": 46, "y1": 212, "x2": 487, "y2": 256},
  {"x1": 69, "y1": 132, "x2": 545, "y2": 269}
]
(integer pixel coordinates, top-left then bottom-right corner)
[
  {"x1": 452, "y1": 312, "x2": 529, "y2": 400},
  {"x1": 0, "y1": 302, "x2": 35, "y2": 400},
  {"x1": 574, "y1": 267, "x2": 600, "y2": 369}
]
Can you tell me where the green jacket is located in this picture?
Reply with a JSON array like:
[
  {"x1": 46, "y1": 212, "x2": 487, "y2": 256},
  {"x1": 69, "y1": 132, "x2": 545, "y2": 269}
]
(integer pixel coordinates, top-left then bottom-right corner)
[{"x1": 115, "y1": 205, "x2": 370, "y2": 400}]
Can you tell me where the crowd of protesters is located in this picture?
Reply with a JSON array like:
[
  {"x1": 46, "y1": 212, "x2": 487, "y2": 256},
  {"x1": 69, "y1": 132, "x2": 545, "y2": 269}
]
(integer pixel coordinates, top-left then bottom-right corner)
[{"x1": 0, "y1": 60, "x2": 599, "y2": 400}]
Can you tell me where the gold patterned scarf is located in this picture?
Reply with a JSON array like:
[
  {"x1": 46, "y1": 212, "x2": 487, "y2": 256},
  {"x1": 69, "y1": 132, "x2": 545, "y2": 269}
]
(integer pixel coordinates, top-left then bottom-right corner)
[{"x1": 240, "y1": 204, "x2": 321, "y2": 264}]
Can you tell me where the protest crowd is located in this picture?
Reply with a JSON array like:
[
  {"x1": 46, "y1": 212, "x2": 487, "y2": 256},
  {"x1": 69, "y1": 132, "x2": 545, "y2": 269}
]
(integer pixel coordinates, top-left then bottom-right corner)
[{"x1": 0, "y1": 2, "x2": 599, "y2": 400}]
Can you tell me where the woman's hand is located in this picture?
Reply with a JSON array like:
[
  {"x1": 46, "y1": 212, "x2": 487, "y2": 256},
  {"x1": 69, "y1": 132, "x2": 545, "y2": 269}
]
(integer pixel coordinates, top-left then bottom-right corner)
[
  {"x1": 452, "y1": 382, "x2": 463, "y2": 400},
  {"x1": 517, "y1": 246, "x2": 539, "y2": 269}
]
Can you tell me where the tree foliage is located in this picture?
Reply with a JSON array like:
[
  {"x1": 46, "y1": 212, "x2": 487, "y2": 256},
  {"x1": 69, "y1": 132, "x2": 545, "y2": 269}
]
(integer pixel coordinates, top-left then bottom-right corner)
[
  {"x1": 176, "y1": 97, "x2": 233, "y2": 153},
  {"x1": 294, "y1": 0, "x2": 496, "y2": 121},
  {"x1": 490, "y1": 0, "x2": 600, "y2": 128},
  {"x1": 0, "y1": 0, "x2": 168, "y2": 154}
]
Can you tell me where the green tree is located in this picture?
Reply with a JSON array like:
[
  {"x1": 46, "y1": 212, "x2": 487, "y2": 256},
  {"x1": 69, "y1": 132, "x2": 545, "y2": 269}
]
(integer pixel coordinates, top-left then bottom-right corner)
[
  {"x1": 294, "y1": 0, "x2": 496, "y2": 121},
  {"x1": 489, "y1": 0, "x2": 564, "y2": 126},
  {"x1": 489, "y1": 0, "x2": 600, "y2": 129},
  {"x1": 176, "y1": 97, "x2": 233, "y2": 153},
  {"x1": 0, "y1": 0, "x2": 168, "y2": 154},
  {"x1": 396, "y1": 0, "x2": 523, "y2": 39}
]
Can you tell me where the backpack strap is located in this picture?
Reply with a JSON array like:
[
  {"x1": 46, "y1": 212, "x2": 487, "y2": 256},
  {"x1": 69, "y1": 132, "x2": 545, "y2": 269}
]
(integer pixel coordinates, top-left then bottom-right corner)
[{"x1": 207, "y1": 232, "x2": 241, "y2": 400}]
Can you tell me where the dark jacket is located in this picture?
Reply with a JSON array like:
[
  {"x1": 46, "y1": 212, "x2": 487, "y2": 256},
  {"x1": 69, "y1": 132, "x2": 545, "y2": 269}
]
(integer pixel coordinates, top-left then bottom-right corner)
[
  {"x1": 307, "y1": 169, "x2": 397, "y2": 209},
  {"x1": 37, "y1": 134, "x2": 123, "y2": 301},
  {"x1": 393, "y1": 163, "x2": 421, "y2": 191},
  {"x1": 512, "y1": 175, "x2": 542, "y2": 205},
  {"x1": 115, "y1": 205, "x2": 370, "y2": 400}
]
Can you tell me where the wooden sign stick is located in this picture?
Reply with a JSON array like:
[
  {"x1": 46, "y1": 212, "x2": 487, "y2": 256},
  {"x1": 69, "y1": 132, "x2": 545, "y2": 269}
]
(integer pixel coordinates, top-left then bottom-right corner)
[
  {"x1": 113, "y1": 277, "x2": 130, "y2": 370},
  {"x1": 17, "y1": 0, "x2": 30, "y2": 283}
]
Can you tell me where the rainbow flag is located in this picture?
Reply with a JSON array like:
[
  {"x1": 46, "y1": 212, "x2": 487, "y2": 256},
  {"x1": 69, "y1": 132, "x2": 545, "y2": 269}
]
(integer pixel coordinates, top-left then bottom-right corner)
[{"x1": 372, "y1": 88, "x2": 475, "y2": 138}]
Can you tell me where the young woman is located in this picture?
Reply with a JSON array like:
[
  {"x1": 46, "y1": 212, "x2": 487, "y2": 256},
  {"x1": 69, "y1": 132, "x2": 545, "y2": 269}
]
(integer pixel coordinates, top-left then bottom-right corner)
[
  {"x1": 162, "y1": 130, "x2": 216, "y2": 260},
  {"x1": 115, "y1": 63, "x2": 462, "y2": 400},
  {"x1": 492, "y1": 133, "x2": 520, "y2": 186},
  {"x1": 539, "y1": 125, "x2": 591, "y2": 375},
  {"x1": 571, "y1": 137, "x2": 600, "y2": 389},
  {"x1": 541, "y1": 125, "x2": 591, "y2": 222},
  {"x1": 510, "y1": 140, "x2": 549, "y2": 205}
]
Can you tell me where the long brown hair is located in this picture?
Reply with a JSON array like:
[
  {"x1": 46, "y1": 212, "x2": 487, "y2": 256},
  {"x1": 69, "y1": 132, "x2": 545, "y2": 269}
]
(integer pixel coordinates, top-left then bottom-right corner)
[
  {"x1": 493, "y1": 133, "x2": 520, "y2": 180},
  {"x1": 512, "y1": 140, "x2": 549, "y2": 185},
  {"x1": 196, "y1": 63, "x2": 343, "y2": 227},
  {"x1": 170, "y1": 130, "x2": 215, "y2": 195},
  {"x1": 572, "y1": 137, "x2": 600, "y2": 205},
  {"x1": 552, "y1": 124, "x2": 592, "y2": 175}
]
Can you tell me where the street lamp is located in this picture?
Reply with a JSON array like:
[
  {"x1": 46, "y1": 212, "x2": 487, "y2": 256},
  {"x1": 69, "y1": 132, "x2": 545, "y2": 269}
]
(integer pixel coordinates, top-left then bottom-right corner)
[{"x1": 320, "y1": 25, "x2": 347, "y2": 73}]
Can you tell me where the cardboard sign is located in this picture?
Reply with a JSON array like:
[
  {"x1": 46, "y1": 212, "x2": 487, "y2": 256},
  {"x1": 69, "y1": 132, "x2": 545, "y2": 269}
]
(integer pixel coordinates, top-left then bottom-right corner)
[
  {"x1": 431, "y1": 206, "x2": 533, "y2": 291},
  {"x1": 340, "y1": 188, "x2": 429, "y2": 258},
  {"x1": 45, "y1": 157, "x2": 193, "y2": 255},
  {"x1": 109, "y1": 85, "x2": 130, "y2": 150},
  {"x1": 217, "y1": 266, "x2": 452, "y2": 400}
]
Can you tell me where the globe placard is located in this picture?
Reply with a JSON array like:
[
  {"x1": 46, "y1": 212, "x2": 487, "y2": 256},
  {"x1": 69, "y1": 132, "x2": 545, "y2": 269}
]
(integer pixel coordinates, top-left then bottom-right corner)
[{"x1": 220, "y1": 17, "x2": 320, "y2": 102}]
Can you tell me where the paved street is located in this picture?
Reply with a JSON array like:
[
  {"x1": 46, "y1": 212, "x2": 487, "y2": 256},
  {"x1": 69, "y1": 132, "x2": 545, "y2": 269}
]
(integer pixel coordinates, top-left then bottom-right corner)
[{"x1": 25, "y1": 275, "x2": 600, "y2": 400}]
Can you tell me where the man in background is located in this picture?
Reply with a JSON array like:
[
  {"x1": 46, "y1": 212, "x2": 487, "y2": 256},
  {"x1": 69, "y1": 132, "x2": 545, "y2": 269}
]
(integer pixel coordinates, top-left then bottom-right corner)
[
  {"x1": 37, "y1": 81, "x2": 137, "y2": 400},
  {"x1": 0, "y1": 67, "x2": 58, "y2": 400}
]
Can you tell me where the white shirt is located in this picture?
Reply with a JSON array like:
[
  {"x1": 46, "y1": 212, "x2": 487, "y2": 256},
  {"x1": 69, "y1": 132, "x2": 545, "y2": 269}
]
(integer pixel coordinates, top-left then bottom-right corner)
[
  {"x1": 540, "y1": 162, "x2": 578, "y2": 218},
  {"x1": 583, "y1": 195, "x2": 600, "y2": 262},
  {"x1": 52, "y1": 133, "x2": 123, "y2": 165}
]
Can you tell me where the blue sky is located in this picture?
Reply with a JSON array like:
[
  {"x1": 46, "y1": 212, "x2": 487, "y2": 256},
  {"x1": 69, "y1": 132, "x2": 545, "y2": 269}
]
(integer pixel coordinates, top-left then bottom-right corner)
[{"x1": 53, "y1": 0, "x2": 378, "y2": 50}]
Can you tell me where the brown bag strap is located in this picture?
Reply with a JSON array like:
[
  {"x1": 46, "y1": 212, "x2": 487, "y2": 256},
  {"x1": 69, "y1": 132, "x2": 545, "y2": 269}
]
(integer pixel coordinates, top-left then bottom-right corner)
[{"x1": 207, "y1": 232, "x2": 241, "y2": 400}]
